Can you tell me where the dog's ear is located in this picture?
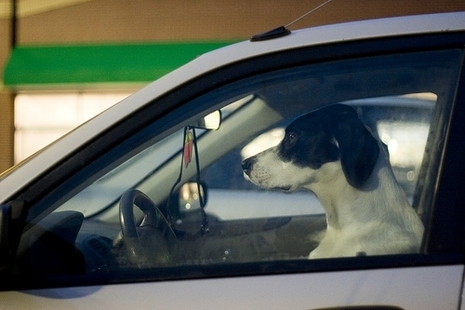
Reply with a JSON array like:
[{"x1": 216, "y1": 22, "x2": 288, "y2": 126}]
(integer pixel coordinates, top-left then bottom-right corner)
[{"x1": 328, "y1": 104, "x2": 380, "y2": 189}]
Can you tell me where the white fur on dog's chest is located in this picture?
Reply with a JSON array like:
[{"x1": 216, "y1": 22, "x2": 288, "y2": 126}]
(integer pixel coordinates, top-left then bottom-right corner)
[{"x1": 309, "y1": 156, "x2": 424, "y2": 258}]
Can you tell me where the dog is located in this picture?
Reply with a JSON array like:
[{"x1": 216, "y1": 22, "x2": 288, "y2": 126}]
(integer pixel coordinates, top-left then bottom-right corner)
[{"x1": 241, "y1": 104, "x2": 424, "y2": 258}]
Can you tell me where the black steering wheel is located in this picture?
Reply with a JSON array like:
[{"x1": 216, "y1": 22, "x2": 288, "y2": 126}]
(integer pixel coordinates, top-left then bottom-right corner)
[{"x1": 118, "y1": 189, "x2": 174, "y2": 265}]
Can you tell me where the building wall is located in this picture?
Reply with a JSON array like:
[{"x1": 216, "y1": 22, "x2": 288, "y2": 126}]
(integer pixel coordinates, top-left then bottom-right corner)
[
  {"x1": 0, "y1": 15, "x2": 13, "y2": 171},
  {"x1": 1, "y1": 0, "x2": 464, "y2": 172},
  {"x1": 16, "y1": 0, "x2": 465, "y2": 43}
]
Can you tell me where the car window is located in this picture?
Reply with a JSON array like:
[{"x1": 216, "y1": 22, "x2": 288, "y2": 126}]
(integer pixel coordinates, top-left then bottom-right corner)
[{"x1": 12, "y1": 48, "x2": 463, "y2": 287}]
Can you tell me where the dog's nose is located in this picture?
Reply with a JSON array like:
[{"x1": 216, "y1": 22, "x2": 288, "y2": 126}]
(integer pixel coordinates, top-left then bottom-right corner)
[{"x1": 241, "y1": 157, "x2": 256, "y2": 175}]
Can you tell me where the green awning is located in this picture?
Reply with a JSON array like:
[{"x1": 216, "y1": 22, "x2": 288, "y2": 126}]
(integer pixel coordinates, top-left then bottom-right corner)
[{"x1": 3, "y1": 41, "x2": 236, "y2": 89}]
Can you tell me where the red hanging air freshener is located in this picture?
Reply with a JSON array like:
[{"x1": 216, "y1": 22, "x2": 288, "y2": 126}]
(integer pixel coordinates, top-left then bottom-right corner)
[{"x1": 183, "y1": 129, "x2": 193, "y2": 168}]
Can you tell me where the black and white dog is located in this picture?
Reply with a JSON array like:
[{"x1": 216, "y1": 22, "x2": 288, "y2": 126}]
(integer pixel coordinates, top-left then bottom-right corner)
[{"x1": 242, "y1": 104, "x2": 424, "y2": 258}]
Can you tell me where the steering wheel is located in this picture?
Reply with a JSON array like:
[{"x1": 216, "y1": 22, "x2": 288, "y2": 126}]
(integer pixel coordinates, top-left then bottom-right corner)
[{"x1": 118, "y1": 189, "x2": 173, "y2": 265}]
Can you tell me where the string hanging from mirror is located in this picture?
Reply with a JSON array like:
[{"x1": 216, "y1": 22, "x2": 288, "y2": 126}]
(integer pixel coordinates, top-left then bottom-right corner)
[
  {"x1": 190, "y1": 127, "x2": 209, "y2": 235},
  {"x1": 167, "y1": 125, "x2": 209, "y2": 240}
]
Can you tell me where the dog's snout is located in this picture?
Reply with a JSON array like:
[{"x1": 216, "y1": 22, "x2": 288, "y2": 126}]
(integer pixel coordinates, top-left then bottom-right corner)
[{"x1": 241, "y1": 157, "x2": 257, "y2": 174}]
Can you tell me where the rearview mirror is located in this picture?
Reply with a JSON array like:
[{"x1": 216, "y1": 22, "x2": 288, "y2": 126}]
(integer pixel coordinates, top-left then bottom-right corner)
[{"x1": 190, "y1": 110, "x2": 221, "y2": 130}]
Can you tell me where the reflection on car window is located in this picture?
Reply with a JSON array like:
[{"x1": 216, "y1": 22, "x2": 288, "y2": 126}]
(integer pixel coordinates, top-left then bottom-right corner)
[
  {"x1": 57, "y1": 130, "x2": 184, "y2": 217},
  {"x1": 18, "y1": 49, "x2": 462, "y2": 285}
]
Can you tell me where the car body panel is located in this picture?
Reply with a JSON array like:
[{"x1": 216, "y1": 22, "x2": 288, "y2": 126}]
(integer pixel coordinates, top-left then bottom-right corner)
[{"x1": 0, "y1": 265, "x2": 462, "y2": 309}]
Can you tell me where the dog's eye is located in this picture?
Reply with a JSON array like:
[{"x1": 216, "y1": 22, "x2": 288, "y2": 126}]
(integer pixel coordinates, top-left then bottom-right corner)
[{"x1": 287, "y1": 132, "x2": 297, "y2": 144}]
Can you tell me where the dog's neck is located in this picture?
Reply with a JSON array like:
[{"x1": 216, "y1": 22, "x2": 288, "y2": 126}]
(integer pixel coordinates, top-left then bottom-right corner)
[
  {"x1": 303, "y1": 161, "x2": 355, "y2": 229},
  {"x1": 303, "y1": 152, "x2": 408, "y2": 230}
]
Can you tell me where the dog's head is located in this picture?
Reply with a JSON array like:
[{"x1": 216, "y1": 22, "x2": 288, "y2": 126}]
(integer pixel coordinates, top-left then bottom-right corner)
[{"x1": 242, "y1": 104, "x2": 380, "y2": 191}]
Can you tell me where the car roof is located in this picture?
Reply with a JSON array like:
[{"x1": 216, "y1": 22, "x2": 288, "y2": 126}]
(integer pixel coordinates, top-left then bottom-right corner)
[{"x1": 1, "y1": 11, "x2": 465, "y2": 201}]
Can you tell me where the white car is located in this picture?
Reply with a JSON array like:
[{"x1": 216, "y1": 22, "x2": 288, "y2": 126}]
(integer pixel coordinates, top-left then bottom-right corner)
[{"x1": 1, "y1": 12, "x2": 465, "y2": 309}]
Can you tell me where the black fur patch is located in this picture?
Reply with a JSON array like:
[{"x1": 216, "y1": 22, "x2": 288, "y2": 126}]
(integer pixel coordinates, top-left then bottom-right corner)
[{"x1": 279, "y1": 104, "x2": 379, "y2": 188}]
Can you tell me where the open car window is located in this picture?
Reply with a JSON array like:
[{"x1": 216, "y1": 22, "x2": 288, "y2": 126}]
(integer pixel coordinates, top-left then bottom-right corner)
[{"x1": 13, "y1": 48, "x2": 463, "y2": 286}]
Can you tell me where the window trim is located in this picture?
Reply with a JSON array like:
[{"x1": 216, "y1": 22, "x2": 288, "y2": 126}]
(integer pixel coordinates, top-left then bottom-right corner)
[{"x1": 424, "y1": 50, "x2": 465, "y2": 254}]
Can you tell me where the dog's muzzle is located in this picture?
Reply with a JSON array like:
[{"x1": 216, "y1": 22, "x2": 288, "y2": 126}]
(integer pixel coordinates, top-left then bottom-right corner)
[{"x1": 241, "y1": 156, "x2": 257, "y2": 176}]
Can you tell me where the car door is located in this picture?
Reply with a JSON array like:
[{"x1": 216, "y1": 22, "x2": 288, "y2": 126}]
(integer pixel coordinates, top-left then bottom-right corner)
[{"x1": 1, "y1": 30, "x2": 465, "y2": 309}]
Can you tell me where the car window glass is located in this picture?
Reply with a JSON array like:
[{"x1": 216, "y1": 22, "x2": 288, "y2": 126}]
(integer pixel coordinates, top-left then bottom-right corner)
[{"x1": 15, "y1": 48, "x2": 463, "y2": 286}]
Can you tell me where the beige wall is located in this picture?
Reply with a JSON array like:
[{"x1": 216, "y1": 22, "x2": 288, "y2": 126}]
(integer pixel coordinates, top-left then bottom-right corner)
[
  {"x1": 1, "y1": 0, "x2": 464, "y2": 172},
  {"x1": 15, "y1": 0, "x2": 465, "y2": 43},
  {"x1": 0, "y1": 16, "x2": 13, "y2": 171}
]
